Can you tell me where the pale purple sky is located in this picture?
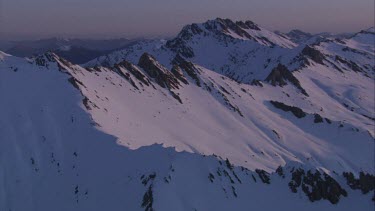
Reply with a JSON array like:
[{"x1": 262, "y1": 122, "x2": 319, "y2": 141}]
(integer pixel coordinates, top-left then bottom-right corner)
[{"x1": 0, "y1": 0, "x2": 374, "y2": 40}]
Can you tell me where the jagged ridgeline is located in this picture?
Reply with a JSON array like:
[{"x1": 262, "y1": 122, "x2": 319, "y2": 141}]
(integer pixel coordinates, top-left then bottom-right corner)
[{"x1": 0, "y1": 19, "x2": 374, "y2": 211}]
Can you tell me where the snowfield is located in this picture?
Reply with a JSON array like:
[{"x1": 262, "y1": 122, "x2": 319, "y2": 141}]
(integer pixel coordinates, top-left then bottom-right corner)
[{"x1": 1, "y1": 19, "x2": 374, "y2": 211}]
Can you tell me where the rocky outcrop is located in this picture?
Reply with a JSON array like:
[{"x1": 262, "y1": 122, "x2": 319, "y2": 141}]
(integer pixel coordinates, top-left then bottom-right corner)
[
  {"x1": 33, "y1": 52, "x2": 56, "y2": 68},
  {"x1": 171, "y1": 65, "x2": 189, "y2": 85},
  {"x1": 288, "y1": 168, "x2": 347, "y2": 204},
  {"x1": 265, "y1": 64, "x2": 308, "y2": 96},
  {"x1": 138, "y1": 53, "x2": 183, "y2": 103},
  {"x1": 140, "y1": 173, "x2": 156, "y2": 211},
  {"x1": 236, "y1": 20, "x2": 261, "y2": 31},
  {"x1": 343, "y1": 172, "x2": 375, "y2": 194},
  {"x1": 313, "y1": 113, "x2": 324, "y2": 123},
  {"x1": 301, "y1": 46, "x2": 325, "y2": 65},
  {"x1": 138, "y1": 53, "x2": 180, "y2": 90},
  {"x1": 172, "y1": 54, "x2": 201, "y2": 87},
  {"x1": 212, "y1": 18, "x2": 258, "y2": 40},
  {"x1": 255, "y1": 169, "x2": 270, "y2": 184},
  {"x1": 115, "y1": 60, "x2": 152, "y2": 87},
  {"x1": 334, "y1": 56, "x2": 363, "y2": 72},
  {"x1": 270, "y1": 101, "x2": 307, "y2": 118},
  {"x1": 165, "y1": 25, "x2": 199, "y2": 58}
]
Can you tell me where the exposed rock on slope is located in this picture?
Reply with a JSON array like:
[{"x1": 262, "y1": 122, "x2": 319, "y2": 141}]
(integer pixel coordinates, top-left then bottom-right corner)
[
  {"x1": 301, "y1": 45, "x2": 326, "y2": 65},
  {"x1": 138, "y1": 53, "x2": 181, "y2": 90},
  {"x1": 265, "y1": 64, "x2": 308, "y2": 96}
]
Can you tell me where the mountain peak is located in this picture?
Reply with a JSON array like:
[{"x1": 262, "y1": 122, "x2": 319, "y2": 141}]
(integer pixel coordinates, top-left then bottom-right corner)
[
  {"x1": 185, "y1": 18, "x2": 263, "y2": 38},
  {"x1": 30, "y1": 51, "x2": 75, "y2": 70},
  {"x1": 165, "y1": 18, "x2": 297, "y2": 59}
]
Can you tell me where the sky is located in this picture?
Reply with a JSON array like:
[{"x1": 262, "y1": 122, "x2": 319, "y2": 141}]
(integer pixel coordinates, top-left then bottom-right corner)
[{"x1": 0, "y1": 0, "x2": 374, "y2": 40}]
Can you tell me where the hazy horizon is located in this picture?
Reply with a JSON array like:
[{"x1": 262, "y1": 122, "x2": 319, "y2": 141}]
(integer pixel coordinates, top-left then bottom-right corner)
[{"x1": 1, "y1": 0, "x2": 374, "y2": 41}]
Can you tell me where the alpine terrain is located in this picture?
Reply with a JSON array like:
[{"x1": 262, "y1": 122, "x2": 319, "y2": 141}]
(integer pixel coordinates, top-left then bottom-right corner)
[{"x1": 1, "y1": 18, "x2": 374, "y2": 211}]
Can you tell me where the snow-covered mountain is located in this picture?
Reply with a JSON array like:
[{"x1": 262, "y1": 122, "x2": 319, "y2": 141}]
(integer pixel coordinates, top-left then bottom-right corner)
[{"x1": 1, "y1": 19, "x2": 374, "y2": 211}]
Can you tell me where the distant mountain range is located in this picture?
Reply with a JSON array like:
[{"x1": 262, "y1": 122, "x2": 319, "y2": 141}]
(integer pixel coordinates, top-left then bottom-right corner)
[
  {"x1": 1, "y1": 18, "x2": 374, "y2": 211},
  {"x1": 0, "y1": 25, "x2": 357, "y2": 64},
  {"x1": 0, "y1": 38, "x2": 144, "y2": 64}
]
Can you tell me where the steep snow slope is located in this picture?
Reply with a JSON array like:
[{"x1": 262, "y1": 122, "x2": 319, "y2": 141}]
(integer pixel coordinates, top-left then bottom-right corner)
[
  {"x1": 1, "y1": 52, "x2": 374, "y2": 211},
  {"x1": 48, "y1": 49, "x2": 374, "y2": 175}
]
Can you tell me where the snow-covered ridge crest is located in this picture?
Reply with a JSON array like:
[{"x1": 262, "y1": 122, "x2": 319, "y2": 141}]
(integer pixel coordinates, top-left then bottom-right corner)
[{"x1": 167, "y1": 18, "x2": 297, "y2": 51}]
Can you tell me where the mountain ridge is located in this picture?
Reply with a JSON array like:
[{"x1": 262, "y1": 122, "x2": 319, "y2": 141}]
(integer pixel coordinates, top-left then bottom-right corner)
[{"x1": 1, "y1": 17, "x2": 374, "y2": 211}]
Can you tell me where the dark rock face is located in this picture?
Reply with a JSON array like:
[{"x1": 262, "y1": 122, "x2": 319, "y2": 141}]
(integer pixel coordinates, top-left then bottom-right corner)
[
  {"x1": 313, "y1": 113, "x2": 324, "y2": 123},
  {"x1": 265, "y1": 64, "x2": 291, "y2": 86},
  {"x1": 213, "y1": 18, "x2": 258, "y2": 41},
  {"x1": 265, "y1": 64, "x2": 308, "y2": 96},
  {"x1": 138, "y1": 53, "x2": 183, "y2": 104},
  {"x1": 218, "y1": 19, "x2": 250, "y2": 38},
  {"x1": 165, "y1": 38, "x2": 195, "y2": 58},
  {"x1": 325, "y1": 118, "x2": 332, "y2": 124},
  {"x1": 204, "y1": 18, "x2": 275, "y2": 46},
  {"x1": 242, "y1": 20, "x2": 262, "y2": 31},
  {"x1": 171, "y1": 65, "x2": 189, "y2": 85},
  {"x1": 141, "y1": 173, "x2": 156, "y2": 211},
  {"x1": 34, "y1": 53, "x2": 55, "y2": 67},
  {"x1": 172, "y1": 54, "x2": 201, "y2": 87},
  {"x1": 276, "y1": 166, "x2": 285, "y2": 178},
  {"x1": 138, "y1": 53, "x2": 180, "y2": 90},
  {"x1": 116, "y1": 61, "x2": 152, "y2": 87},
  {"x1": 165, "y1": 25, "x2": 199, "y2": 58},
  {"x1": 32, "y1": 52, "x2": 76, "y2": 73},
  {"x1": 67, "y1": 77, "x2": 85, "y2": 90},
  {"x1": 255, "y1": 169, "x2": 270, "y2": 184},
  {"x1": 32, "y1": 52, "x2": 66, "y2": 69},
  {"x1": 301, "y1": 46, "x2": 325, "y2": 65},
  {"x1": 343, "y1": 172, "x2": 375, "y2": 194},
  {"x1": 270, "y1": 101, "x2": 307, "y2": 118},
  {"x1": 288, "y1": 168, "x2": 347, "y2": 204},
  {"x1": 335, "y1": 56, "x2": 363, "y2": 72}
]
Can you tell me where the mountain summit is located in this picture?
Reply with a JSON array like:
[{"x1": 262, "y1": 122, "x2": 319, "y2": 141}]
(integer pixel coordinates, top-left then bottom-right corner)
[{"x1": 166, "y1": 18, "x2": 297, "y2": 58}]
